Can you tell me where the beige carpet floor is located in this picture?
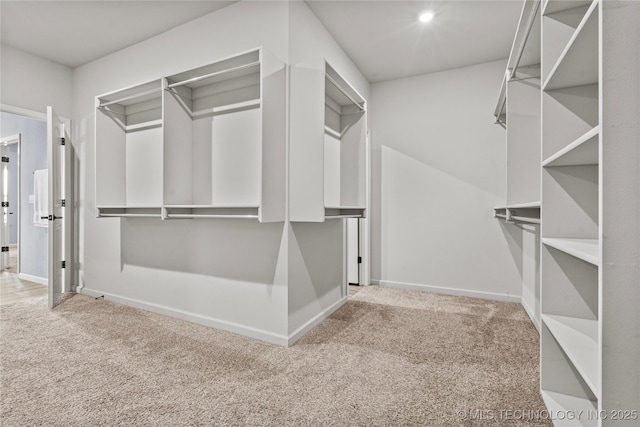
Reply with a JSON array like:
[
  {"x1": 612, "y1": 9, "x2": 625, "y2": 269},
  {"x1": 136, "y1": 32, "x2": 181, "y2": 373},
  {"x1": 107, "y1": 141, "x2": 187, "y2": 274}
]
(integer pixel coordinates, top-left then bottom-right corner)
[{"x1": 0, "y1": 286, "x2": 549, "y2": 426}]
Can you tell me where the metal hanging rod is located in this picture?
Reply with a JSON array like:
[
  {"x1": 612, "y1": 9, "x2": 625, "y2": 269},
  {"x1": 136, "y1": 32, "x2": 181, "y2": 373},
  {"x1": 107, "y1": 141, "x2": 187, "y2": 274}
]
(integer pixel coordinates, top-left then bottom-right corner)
[{"x1": 325, "y1": 73, "x2": 364, "y2": 112}]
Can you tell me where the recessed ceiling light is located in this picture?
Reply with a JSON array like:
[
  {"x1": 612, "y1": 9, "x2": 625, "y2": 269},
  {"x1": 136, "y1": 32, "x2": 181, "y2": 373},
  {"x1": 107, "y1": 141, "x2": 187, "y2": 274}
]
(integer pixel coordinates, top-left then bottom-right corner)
[{"x1": 419, "y1": 11, "x2": 434, "y2": 23}]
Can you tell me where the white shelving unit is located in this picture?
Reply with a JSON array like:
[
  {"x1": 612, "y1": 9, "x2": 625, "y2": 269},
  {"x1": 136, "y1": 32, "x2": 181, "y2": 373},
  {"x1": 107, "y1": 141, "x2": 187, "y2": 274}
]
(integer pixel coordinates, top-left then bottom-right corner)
[
  {"x1": 95, "y1": 48, "x2": 286, "y2": 222},
  {"x1": 493, "y1": 0, "x2": 542, "y2": 330},
  {"x1": 95, "y1": 79, "x2": 164, "y2": 215},
  {"x1": 540, "y1": 0, "x2": 640, "y2": 423},
  {"x1": 290, "y1": 60, "x2": 367, "y2": 222}
]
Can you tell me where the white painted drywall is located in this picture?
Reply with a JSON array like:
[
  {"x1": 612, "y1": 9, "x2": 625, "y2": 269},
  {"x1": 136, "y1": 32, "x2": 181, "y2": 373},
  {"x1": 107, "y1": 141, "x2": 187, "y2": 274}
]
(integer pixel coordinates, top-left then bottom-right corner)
[
  {"x1": 369, "y1": 60, "x2": 522, "y2": 301},
  {"x1": 0, "y1": 44, "x2": 73, "y2": 117},
  {"x1": 286, "y1": 1, "x2": 370, "y2": 334},
  {"x1": 73, "y1": 1, "x2": 291, "y2": 342},
  {"x1": 70, "y1": 1, "x2": 368, "y2": 344}
]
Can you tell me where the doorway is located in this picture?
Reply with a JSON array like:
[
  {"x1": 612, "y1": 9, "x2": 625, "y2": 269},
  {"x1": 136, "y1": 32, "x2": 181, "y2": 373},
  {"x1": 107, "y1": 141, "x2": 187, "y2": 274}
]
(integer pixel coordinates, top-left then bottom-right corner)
[
  {"x1": 0, "y1": 111, "x2": 49, "y2": 304},
  {"x1": 346, "y1": 218, "x2": 361, "y2": 297},
  {"x1": 0, "y1": 134, "x2": 20, "y2": 272}
]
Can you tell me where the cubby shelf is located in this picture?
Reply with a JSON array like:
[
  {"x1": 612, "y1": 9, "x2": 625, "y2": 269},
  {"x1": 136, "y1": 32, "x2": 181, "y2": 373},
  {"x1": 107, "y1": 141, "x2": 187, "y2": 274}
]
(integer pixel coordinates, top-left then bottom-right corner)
[
  {"x1": 96, "y1": 47, "x2": 286, "y2": 222},
  {"x1": 542, "y1": 238, "x2": 599, "y2": 265},
  {"x1": 542, "y1": 0, "x2": 593, "y2": 16},
  {"x1": 542, "y1": 126, "x2": 599, "y2": 167},
  {"x1": 540, "y1": 391, "x2": 597, "y2": 427},
  {"x1": 542, "y1": 0, "x2": 598, "y2": 91},
  {"x1": 542, "y1": 314, "x2": 599, "y2": 397}
]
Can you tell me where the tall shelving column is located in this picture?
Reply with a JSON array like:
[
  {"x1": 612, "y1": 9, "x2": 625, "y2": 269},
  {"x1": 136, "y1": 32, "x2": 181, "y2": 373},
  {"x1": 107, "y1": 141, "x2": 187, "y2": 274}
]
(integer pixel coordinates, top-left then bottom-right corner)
[
  {"x1": 493, "y1": 0, "x2": 542, "y2": 329},
  {"x1": 540, "y1": 0, "x2": 640, "y2": 424}
]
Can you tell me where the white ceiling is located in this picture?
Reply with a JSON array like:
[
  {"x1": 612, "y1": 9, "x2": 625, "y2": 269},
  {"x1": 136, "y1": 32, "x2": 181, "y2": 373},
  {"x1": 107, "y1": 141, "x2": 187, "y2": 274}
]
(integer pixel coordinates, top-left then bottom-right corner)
[
  {"x1": 0, "y1": 1, "x2": 236, "y2": 69},
  {"x1": 306, "y1": 1, "x2": 523, "y2": 83},
  {"x1": 0, "y1": 0, "x2": 522, "y2": 83}
]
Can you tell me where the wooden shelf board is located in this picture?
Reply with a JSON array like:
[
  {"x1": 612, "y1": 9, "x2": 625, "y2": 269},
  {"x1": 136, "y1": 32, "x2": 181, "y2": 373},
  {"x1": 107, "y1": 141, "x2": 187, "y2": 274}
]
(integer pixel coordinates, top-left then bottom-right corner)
[
  {"x1": 543, "y1": 1, "x2": 599, "y2": 91},
  {"x1": 542, "y1": 238, "x2": 599, "y2": 265},
  {"x1": 543, "y1": 126, "x2": 599, "y2": 167},
  {"x1": 540, "y1": 390, "x2": 597, "y2": 426},
  {"x1": 542, "y1": 314, "x2": 599, "y2": 397}
]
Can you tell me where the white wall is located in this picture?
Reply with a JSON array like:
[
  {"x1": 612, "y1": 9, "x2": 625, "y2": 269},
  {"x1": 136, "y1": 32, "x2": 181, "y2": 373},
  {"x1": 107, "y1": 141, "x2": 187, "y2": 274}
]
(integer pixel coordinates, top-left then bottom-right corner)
[
  {"x1": 286, "y1": 1, "x2": 371, "y2": 337},
  {"x1": 73, "y1": 1, "x2": 291, "y2": 343},
  {"x1": 72, "y1": 1, "x2": 369, "y2": 345},
  {"x1": 0, "y1": 44, "x2": 73, "y2": 117},
  {"x1": 370, "y1": 60, "x2": 521, "y2": 301}
]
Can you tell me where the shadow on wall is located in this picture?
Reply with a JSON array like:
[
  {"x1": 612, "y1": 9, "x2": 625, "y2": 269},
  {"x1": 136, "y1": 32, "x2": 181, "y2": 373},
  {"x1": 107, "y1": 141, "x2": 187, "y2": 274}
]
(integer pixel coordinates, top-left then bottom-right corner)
[
  {"x1": 289, "y1": 220, "x2": 343, "y2": 300},
  {"x1": 120, "y1": 218, "x2": 284, "y2": 285},
  {"x1": 498, "y1": 220, "x2": 525, "y2": 278}
]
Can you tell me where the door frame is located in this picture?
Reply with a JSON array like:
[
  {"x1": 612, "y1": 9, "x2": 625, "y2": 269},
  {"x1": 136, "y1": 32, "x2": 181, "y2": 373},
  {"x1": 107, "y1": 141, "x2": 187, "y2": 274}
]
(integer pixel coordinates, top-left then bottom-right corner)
[
  {"x1": 0, "y1": 134, "x2": 21, "y2": 273},
  {"x1": 0, "y1": 104, "x2": 74, "y2": 293}
]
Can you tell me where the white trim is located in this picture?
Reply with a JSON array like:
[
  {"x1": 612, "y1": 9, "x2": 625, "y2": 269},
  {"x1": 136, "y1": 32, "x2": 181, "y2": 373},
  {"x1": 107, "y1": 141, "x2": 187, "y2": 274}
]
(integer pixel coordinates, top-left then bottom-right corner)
[
  {"x1": 372, "y1": 279, "x2": 522, "y2": 303},
  {"x1": 0, "y1": 104, "x2": 47, "y2": 121},
  {"x1": 18, "y1": 273, "x2": 47, "y2": 286},
  {"x1": 79, "y1": 288, "x2": 290, "y2": 346},
  {"x1": 287, "y1": 296, "x2": 347, "y2": 346},
  {"x1": 521, "y1": 296, "x2": 541, "y2": 333}
]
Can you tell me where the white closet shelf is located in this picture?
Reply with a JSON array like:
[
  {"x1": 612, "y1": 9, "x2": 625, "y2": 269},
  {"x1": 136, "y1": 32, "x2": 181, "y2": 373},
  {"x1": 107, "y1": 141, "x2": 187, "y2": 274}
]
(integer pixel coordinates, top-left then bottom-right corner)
[
  {"x1": 190, "y1": 99, "x2": 260, "y2": 119},
  {"x1": 542, "y1": 0, "x2": 593, "y2": 17},
  {"x1": 125, "y1": 119, "x2": 162, "y2": 133},
  {"x1": 325, "y1": 206, "x2": 365, "y2": 219},
  {"x1": 542, "y1": 0, "x2": 598, "y2": 91},
  {"x1": 510, "y1": 216, "x2": 541, "y2": 224},
  {"x1": 97, "y1": 206, "x2": 163, "y2": 218},
  {"x1": 542, "y1": 238, "x2": 599, "y2": 265},
  {"x1": 98, "y1": 87, "x2": 162, "y2": 108},
  {"x1": 542, "y1": 314, "x2": 600, "y2": 397},
  {"x1": 163, "y1": 205, "x2": 260, "y2": 220},
  {"x1": 540, "y1": 391, "x2": 597, "y2": 426},
  {"x1": 164, "y1": 204, "x2": 259, "y2": 208},
  {"x1": 543, "y1": 126, "x2": 599, "y2": 167},
  {"x1": 324, "y1": 126, "x2": 341, "y2": 139},
  {"x1": 167, "y1": 61, "x2": 260, "y2": 90},
  {"x1": 494, "y1": 201, "x2": 541, "y2": 210}
]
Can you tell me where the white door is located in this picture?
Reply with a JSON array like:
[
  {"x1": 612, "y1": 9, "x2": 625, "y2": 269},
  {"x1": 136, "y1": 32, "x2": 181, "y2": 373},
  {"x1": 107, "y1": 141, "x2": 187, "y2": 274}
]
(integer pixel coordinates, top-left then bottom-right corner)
[
  {"x1": 47, "y1": 107, "x2": 72, "y2": 308},
  {"x1": 347, "y1": 218, "x2": 359, "y2": 285},
  {"x1": 0, "y1": 144, "x2": 9, "y2": 270}
]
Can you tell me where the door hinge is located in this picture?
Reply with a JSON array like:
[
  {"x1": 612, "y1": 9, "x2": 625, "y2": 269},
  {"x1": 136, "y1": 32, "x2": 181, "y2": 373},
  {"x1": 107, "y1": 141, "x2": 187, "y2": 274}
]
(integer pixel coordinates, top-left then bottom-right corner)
[
  {"x1": 1, "y1": 156, "x2": 8, "y2": 163},
  {"x1": 61, "y1": 261, "x2": 66, "y2": 269},
  {"x1": 60, "y1": 137, "x2": 66, "y2": 146},
  {"x1": 357, "y1": 256, "x2": 362, "y2": 264},
  {"x1": 61, "y1": 199, "x2": 66, "y2": 207},
  {"x1": 1, "y1": 201, "x2": 8, "y2": 207},
  {"x1": 1, "y1": 246, "x2": 9, "y2": 252}
]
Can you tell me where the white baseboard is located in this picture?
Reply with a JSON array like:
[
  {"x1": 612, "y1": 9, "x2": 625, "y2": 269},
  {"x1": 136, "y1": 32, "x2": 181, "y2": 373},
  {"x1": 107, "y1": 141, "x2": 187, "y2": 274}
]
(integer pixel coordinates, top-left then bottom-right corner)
[
  {"x1": 79, "y1": 288, "x2": 290, "y2": 346},
  {"x1": 18, "y1": 273, "x2": 47, "y2": 286},
  {"x1": 372, "y1": 279, "x2": 522, "y2": 303},
  {"x1": 521, "y1": 297, "x2": 541, "y2": 334},
  {"x1": 287, "y1": 296, "x2": 347, "y2": 346}
]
